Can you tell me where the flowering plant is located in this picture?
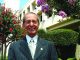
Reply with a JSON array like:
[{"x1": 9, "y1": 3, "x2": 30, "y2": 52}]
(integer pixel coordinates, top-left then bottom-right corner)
[
  {"x1": 37, "y1": 0, "x2": 49, "y2": 13},
  {"x1": 36, "y1": 0, "x2": 52, "y2": 17},
  {"x1": 58, "y1": 10, "x2": 67, "y2": 18},
  {"x1": 41, "y1": 4, "x2": 49, "y2": 13},
  {"x1": 0, "y1": 5, "x2": 24, "y2": 60},
  {"x1": 37, "y1": 0, "x2": 46, "y2": 6},
  {"x1": 0, "y1": 5, "x2": 21, "y2": 43},
  {"x1": 47, "y1": 0, "x2": 80, "y2": 19}
]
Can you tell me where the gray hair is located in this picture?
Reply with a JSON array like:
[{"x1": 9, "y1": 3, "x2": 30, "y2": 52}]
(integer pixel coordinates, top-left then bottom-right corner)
[{"x1": 23, "y1": 12, "x2": 40, "y2": 24}]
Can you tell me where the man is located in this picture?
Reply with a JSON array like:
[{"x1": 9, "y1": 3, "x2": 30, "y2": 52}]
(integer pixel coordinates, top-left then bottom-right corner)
[{"x1": 8, "y1": 12, "x2": 58, "y2": 60}]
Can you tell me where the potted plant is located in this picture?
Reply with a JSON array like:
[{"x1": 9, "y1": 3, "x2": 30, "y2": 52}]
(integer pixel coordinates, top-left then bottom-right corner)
[
  {"x1": 38, "y1": 29, "x2": 79, "y2": 60},
  {"x1": 48, "y1": 29, "x2": 79, "y2": 60}
]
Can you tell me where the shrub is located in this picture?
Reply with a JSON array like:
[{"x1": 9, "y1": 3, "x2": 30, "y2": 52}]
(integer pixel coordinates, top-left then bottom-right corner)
[
  {"x1": 48, "y1": 29, "x2": 79, "y2": 46},
  {"x1": 38, "y1": 29, "x2": 79, "y2": 46}
]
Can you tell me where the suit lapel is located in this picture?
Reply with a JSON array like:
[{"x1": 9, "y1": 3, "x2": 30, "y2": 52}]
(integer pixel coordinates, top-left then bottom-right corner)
[
  {"x1": 34, "y1": 37, "x2": 45, "y2": 60},
  {"x1": 19, "y1": 37, "x2": 32, "y2": 60}
]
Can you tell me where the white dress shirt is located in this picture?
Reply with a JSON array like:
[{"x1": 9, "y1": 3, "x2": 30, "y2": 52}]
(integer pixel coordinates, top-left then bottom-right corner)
[{"x1": 26, "y1": 35, "x2": 38, "y2": 59}]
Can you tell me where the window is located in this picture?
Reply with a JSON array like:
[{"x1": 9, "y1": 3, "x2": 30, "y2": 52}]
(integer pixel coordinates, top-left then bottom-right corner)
[
  {"x1": 23, "y1": 10, "x2": 25, "y2": 15},
  {"x1": 20, "y1": 14, "x2": 22, "y2": 20},
  {"x1": 27, "y1": 6, "x2": 30, "y2": 12}
]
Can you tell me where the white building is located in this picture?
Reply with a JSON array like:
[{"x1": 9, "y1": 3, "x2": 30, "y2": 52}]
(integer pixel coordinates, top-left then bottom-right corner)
[{"x1": 16, "y1": 0, "x2": 64, "y2": 30}]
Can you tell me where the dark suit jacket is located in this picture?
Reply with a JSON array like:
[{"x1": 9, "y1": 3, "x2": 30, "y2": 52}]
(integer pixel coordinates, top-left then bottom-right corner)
[{"x1": 8, "y1": 37, "x2": 58, "y2": 60}]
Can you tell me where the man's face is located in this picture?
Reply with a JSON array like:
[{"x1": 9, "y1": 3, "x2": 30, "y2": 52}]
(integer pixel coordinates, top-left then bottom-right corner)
[{"x1": 23, "y1": 13, "x2": 39, "y2": 37}]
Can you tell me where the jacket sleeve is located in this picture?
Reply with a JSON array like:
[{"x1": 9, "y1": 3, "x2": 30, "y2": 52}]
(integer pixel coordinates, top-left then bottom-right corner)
[
  {"x1": 49, "y1": 42, "x2": 58, "y2": 60},
  {"x1": 8, "y1": 43, "x2": 16, "y2": 60}
]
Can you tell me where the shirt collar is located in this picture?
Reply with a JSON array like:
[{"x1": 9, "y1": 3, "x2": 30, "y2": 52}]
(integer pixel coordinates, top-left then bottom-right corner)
[{"x1": 26, "y1": 35, "x2": 38, "y2": 44}]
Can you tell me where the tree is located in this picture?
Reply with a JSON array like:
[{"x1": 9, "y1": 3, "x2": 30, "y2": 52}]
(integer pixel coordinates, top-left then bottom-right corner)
[{"x1": 0, "y1": 5, "x2": 22, "y2": 60}]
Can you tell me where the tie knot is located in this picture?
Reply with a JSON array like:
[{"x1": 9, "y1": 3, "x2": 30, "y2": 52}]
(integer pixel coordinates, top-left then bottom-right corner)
[{"x1": 30, "y1": 39, "x2": 34, "y2": 43}]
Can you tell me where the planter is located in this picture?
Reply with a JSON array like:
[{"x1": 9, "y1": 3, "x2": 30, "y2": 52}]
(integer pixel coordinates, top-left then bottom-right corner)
[{"x1": 56, "y1": 44, "x2": 76, "y2": 60}]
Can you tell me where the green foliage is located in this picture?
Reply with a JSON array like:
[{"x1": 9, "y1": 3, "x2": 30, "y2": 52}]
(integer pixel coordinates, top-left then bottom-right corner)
[
  {"x1": 38, "y1": 29, "x2": 46, "y2": 37},
  {"x1": 0, "y1": 55, "x2": 8, "y2": 60},
  {"x1": 38, "y1": 29, "x2": 51, "y2": 41},
  {"x1": 49, "y1": 29, "x2": 79, "y2": 45},
  {"x1": 67, "y1": 58, "x2": 76, "y2": 60},
  {"x1": 11, "y1": 25, "x2": 24, "y2": 41},
  {"x1": 38, "y1": 29, "x2": 79, "y2": 46}
]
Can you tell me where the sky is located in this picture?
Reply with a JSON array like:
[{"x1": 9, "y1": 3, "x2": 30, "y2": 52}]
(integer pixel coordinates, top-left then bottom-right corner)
[
  {"x1": 0, "y1": 0, "x2": 3, "y2": 3},
  {"x1": 20, "y1": 0, "x2": 29, "y2": 9},
  {"x1": 0, "y1": 0, "x2": 29, "y2": 11}
]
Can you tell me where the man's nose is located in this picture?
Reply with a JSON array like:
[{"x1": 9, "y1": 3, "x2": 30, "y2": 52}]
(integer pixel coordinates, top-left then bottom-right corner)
[{"x1": 30, "y1": 22, "x2": 34, "y2": 26}]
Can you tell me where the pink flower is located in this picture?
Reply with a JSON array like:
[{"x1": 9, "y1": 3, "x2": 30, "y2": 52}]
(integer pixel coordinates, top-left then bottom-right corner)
[
  {"x1": 37, "y1": 0, "x2": 46, "y2": 6},
  {"x1": 0, "y1": 22, "x2": 2, "y2": 25},
  {"x1": 13, "y1": 20, "x2": 17, "y2": 24},
  {"x1": 41, "y1": 4, "x2": 49, "y2": 13},
  {"x1": 58, "y1": 10, "x2": 67, "y2": 18},
  {"x1": 1, "y1": 11, "x2": 6, "y2": 15},
  {"x1": 0, "y1": 17, "x2": 3, "y2": 20},
  {"x1": 12, "y1": 15, "x2": 16, "y2": 18},
  {"x1": 9, "y1": 28, "x2": 13, "y2": 32}
]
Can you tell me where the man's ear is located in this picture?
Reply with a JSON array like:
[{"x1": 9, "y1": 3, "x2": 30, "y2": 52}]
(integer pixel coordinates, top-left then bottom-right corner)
[
  {"x1": 22, "y1": 28, "x2": 27, "y2": 37},
  {"x1": 22, "y1": 24, "x2": 24, "y2": 27},
  {"x1": 22, "y1": 25, "x2": 27, "y2": 37}
]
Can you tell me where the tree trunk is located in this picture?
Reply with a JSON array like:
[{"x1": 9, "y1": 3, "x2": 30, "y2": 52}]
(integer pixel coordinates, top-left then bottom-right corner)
[
  {"x1": 4, "y1": 43, "x2": 6, "y2": 60},
  {"x1": 1, "y1": 44, "x2": 3, "y2": 60}
]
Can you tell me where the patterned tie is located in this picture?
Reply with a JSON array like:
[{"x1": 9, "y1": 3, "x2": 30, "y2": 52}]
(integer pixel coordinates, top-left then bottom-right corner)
[{"x1": 29, "y1": 39, "x2": 36, "y2": 59}]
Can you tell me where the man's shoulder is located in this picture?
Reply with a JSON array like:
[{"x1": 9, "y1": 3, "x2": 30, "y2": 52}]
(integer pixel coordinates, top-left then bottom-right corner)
[
  {"x1": 39, "y1": 37, "x2": 54, "y2": 45},
  {"x1": 10, "y1": 39, "x2": 23, "y2": 48}
]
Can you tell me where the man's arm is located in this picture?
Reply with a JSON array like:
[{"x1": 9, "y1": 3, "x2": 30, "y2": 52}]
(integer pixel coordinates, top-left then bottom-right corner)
[
  {"x1": 8, "y1": 43, "x2": 16, "y2": 60},
  {"x1": 50, "y1": 42, "x2": 58, "y2": 60}
]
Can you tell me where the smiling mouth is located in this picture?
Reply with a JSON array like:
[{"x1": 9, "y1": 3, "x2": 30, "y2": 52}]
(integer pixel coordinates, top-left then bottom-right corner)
[{"x1": 29, "y1": 28, "x2": 35, "y2": 31}]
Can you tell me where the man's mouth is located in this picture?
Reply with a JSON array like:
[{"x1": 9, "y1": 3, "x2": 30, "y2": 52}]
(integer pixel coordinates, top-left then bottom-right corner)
[{"x1": 29, "y1": 28, "x2": 35, "y2": 31}]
